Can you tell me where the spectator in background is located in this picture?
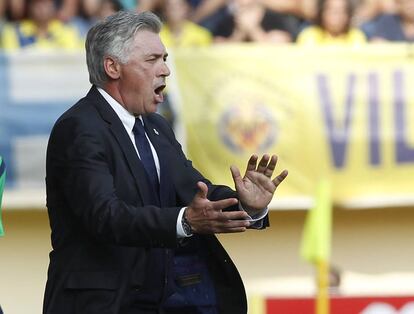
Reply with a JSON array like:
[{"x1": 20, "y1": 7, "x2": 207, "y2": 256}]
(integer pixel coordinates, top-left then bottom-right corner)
[
  {"x1": 361, "y1": 0, "x2": 414, "y2": 42},
  {"x1": 160, "y1": 0, "x2": 212, "y2": 47},
  {"x1": 297, "y1": 0, "x2": 366, "y2": 45},
  {"x1": 0, "y1": 0, "x2": 81, "y2": 50},
  {"x1": 259, "y1": 0, "x2": 317, "y2": 22},
  {"x1": 69, "y1": 0, "x2": 101, "y2": 38},
  {"x1": 136, "y1": 0, "x2": 166, "y2": 17},
  {"x1": 1, "y1": 0, "x2": 26, "y2": 21},
  {"x1": 352, "y1": 0, "x2": 396, "y2": 26},
  {"x1": 188, "y1": 0, "x2": 225, "y2": 26},
  {"x1": 99, "y1": 0, "x2": 123, "y2": 19},
  {"x1": 137, "y1": 0, "x2": 301, "y2": 43},
  {"x1": 137, "y1": 0, "x2": 204, "y2": 20},
  {"x1": 213, "y1": 0, "x2": 300, "y2": 43},
  {"x1": 68, "y1": 0, "x2": 122, "y2": 41},
  {"x1": 190, "y1": 0, "x2": 308, "y2": 40},
  {"x1": 55, "y1": 0, "x2": 79, "y2": 23}
]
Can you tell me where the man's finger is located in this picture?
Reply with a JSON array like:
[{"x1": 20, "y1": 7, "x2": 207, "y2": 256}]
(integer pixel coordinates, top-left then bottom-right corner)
[
  {"x1": 214, "y1": 219, "x2": 250, "y2": 232},
  {"x1": 257, "y1": 154, "x2": 270, "y2": 173},
  {"x1": 195, "y1": 181, "x2": 208, "y2": 199},
  {"x1": 246, "y1": 154, "x2": 258, "y2": 172},
  {"x1": 230, "y1": 165, "x2": 243, "y2": 189},
  {"x1": 272, "y1": 170, "x2": 288, "y2": 187},
  {"x1": 264, "y1": 155, "x2": 277, "y2": 177},
  {"x1": 216, "y1": 210, "x2": 250, "y2": 221},
  {"x1": 209, "y1": 197, "x2": 239, "y2": 212}
]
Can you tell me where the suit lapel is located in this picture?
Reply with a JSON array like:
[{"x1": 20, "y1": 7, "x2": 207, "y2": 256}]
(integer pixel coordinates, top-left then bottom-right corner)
[{"x1": 87, "y1": 87, "x2": 153, "y2": 205}]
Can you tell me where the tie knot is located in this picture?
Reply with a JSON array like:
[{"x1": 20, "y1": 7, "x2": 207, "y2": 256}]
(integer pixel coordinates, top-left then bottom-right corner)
[{"x1": 133, "y1": 118, "x2": 145, "y2": 135}]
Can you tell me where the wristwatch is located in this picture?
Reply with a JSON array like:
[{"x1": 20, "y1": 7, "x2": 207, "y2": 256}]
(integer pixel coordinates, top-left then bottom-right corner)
[{"x1": 182, "y1": 210, "x2": 193, "y2": 236}]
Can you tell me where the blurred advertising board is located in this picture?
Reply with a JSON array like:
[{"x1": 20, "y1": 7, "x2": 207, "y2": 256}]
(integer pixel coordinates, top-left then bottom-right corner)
[{"x1": 266, "y1": 296, "x2": 414, "y2": 313}]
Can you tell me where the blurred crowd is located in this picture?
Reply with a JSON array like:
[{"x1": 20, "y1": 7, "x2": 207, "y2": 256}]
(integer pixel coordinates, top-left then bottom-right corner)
[{"x1": 0, "y1": 0, "x2": 413, "y2": 51}]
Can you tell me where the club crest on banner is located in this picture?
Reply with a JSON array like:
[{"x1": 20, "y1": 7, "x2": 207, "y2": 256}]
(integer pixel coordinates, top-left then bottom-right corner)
[{"x1": 218, "y1": 101, "x2": 276, "y2": 154}]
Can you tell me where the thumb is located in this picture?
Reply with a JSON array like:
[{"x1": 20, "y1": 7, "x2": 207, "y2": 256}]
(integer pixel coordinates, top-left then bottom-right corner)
[
  {"x1": 195, "y1": 181, "x2": 208, "y2": 200},
  {"x1": 230, "y1": 165, "x2": 243, "y2": 190}
]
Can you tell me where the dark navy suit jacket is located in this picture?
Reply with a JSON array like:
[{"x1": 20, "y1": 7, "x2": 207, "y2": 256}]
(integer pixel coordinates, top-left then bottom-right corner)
[{"x1": 43, "y1": 86, "x2": 268, "y2": 314}]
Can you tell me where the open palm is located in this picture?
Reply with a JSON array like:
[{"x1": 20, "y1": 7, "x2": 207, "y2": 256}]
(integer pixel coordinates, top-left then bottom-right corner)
[{"x1": 231, "y1": 154, "x2": 288, "y2": 213}]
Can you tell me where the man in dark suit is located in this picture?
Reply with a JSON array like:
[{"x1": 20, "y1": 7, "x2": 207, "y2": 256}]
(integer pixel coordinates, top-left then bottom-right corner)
[{"x1": 43, "y1": 10, "x2": 288, "y2": 314}]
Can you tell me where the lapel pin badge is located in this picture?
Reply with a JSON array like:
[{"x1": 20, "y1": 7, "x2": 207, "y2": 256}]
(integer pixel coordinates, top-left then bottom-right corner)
[{"x1": 154, "y1": 129, "x2": 159, "y2": 135}]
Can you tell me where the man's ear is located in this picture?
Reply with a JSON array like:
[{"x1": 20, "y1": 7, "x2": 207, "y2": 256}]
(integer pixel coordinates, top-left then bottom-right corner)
[{"x1": 103, "y1": 56, "x2": 121, "y2": 80}]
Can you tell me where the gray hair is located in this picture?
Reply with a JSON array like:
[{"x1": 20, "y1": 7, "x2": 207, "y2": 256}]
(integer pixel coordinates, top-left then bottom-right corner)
[{"x1": 85, "y1": 11, "x2": 162, "y2": 88}]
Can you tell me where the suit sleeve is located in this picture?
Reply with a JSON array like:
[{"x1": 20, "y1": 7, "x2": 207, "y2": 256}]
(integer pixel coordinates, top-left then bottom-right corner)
[{"x1": 47, "y1": 115, "x2": 180, "y2": 248}]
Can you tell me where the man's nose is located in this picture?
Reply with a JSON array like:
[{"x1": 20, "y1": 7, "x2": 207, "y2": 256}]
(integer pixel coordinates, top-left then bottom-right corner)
[{"x1": 160, "y1": 62, "x2": 171, "y2": 77}]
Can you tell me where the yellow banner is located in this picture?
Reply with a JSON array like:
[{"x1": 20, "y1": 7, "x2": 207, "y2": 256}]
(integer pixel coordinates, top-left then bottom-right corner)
[{"x1": 173, "y1": 45, "x2": 414, "y2": 208}]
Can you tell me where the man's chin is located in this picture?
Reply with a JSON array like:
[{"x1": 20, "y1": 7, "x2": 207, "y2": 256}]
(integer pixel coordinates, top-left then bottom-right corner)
[{"x1": 144, "y1": 103, "x2": 159, "y2": 114}]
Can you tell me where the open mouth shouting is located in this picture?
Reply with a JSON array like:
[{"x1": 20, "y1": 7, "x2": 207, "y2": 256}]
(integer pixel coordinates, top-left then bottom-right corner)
[{"x1": 153, "y1": 83, "x2": 166, "y2": 103}]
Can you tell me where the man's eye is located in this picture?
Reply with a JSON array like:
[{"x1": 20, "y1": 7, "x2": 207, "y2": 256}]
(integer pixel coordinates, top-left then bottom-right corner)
[{"x1": 147, "y1": 58, "x2": 156, "y2": 62}]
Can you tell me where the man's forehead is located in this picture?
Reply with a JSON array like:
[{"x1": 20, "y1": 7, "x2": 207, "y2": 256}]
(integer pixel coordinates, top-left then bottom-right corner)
[{"x1": 133, "y1": 30, "x2": 167, "y2": 54}]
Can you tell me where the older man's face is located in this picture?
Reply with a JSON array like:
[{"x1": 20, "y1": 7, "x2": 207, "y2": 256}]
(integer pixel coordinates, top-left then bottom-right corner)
[{"x1": 117, "y1": 30, "x2": 170, "y2": 116}]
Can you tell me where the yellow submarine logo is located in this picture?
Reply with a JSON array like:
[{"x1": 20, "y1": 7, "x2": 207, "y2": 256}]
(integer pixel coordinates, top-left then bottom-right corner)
[{"x1": 219, "y1": 102, "x2": 276, "y2": 154}]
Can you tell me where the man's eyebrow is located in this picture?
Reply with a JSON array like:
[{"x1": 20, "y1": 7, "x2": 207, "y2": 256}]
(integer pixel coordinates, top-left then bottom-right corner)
[{"x1": 145, "y1": 52, "x2": 168, "y2": 59}]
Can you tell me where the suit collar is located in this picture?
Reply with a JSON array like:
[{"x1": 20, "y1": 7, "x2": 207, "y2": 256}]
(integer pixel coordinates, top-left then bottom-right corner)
[
  {"x1": 85, "y1": 86, "x2": 118, "y2": 125},
  {"x1": 96, "y1": 87, "x2": 136, "y2": 133}
]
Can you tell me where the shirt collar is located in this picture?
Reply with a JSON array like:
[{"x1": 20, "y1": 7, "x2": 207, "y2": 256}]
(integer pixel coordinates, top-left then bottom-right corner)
[{"x1": 97, "y1": 87, "x2": 142, "y2": 133}]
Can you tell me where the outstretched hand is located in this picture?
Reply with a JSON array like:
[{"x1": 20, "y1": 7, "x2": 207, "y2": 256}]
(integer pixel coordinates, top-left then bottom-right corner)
[
  {"x1": 231, "y1": 154, "x2": 288, "y2": 214},
  {"x1": 185, "y1": 182, "x2": 251, "y2": 234}
]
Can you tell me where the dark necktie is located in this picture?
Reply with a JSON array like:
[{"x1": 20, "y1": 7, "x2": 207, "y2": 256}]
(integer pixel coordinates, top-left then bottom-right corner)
[{"x1": 132, "y1": 118, "x2": 159, "y2": 195}]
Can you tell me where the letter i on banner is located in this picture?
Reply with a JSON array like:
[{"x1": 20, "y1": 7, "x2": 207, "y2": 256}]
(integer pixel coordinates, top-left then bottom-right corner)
[
  {"x1": 0, "y1": 157, "x2": 5, "y2": 236},
  {"x1": 300, "y1": 179, "x2": 332, "y2": 314}
]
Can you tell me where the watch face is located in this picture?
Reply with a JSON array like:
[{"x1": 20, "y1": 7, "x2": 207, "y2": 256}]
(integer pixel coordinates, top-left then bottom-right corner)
[
  {"x1": 182, "y1": 217, "x2": 192, "y2": 236},
  {"x1": 184, "y1": 224, "x2": 191, "y2": 235}
]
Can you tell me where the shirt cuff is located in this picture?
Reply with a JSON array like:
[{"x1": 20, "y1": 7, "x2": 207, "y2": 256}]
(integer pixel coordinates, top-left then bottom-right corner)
[
  {"x1": 176, "y1": 207, "x2": 192, "y2": 238},
  {"x1": 239, "y1": 203, "x2": 268, "y2": 229}
]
